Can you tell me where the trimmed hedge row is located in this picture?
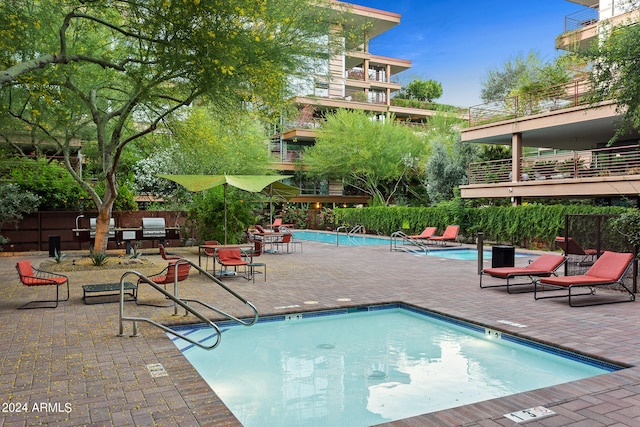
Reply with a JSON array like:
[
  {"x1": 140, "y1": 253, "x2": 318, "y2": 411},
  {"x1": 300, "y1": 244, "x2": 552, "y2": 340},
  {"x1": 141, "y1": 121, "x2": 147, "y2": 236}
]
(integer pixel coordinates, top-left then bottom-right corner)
[{"x1": 332, "y1": 203, "x2": 629, "y2": 249}]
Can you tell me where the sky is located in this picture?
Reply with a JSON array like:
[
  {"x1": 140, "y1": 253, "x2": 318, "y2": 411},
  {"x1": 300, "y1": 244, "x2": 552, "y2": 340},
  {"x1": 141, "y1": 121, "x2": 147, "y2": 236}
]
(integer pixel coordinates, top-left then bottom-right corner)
[{"x1": 350, "y1": 0, "x2": 587, "y2": 107}]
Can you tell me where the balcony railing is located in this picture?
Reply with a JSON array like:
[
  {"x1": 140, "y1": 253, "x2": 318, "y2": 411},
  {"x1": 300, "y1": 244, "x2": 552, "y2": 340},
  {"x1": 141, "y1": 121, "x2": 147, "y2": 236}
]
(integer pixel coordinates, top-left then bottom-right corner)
[
  {"x1": 345, "y1": 67, "x2": 388, "y2": 84},
  {"x1": 564, "y1": 6, "x2": 599, "y2": 32},
  {"x1": 467, "y1": 145, "x2": 640, "y2": 185},
  {"x1": 468, "y1": 79, "x2": 592, "y2": 127}
]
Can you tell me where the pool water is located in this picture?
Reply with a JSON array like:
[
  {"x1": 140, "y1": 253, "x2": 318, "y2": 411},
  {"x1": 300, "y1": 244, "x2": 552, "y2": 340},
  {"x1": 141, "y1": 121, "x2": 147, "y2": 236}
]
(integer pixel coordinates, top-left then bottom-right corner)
[
  {"x1": 294, "y1": 230, "x2": 390, "y2": 246},
  {"x1": 424, "y1": 248, "x2": 529, "y2": 261},
  {"x1": 170, "y1": 306, "x2": 617, "y2": 427}
]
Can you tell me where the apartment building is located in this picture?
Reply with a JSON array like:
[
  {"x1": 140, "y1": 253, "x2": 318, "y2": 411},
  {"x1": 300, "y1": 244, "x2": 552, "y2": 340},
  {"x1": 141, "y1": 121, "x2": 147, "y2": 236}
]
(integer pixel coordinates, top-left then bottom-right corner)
[
  {"x1": 459, "y1": 0, "x2": 640, "y2": 206},
  {"x1": 271, "y1": 1, "x2": 441, "y2": 207}
]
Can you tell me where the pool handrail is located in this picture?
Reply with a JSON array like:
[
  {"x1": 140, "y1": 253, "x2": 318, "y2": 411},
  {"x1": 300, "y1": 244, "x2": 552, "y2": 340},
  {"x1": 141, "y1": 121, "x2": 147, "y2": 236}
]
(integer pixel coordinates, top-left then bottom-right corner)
[
  {"x1": 335, "y1": 225, "x2": 366, "y2": 246},
  {"x1": 390, "y1": 230, "x2": 430, "y2": 253},
  {"x1": 118, "y1": 258, "x2": 259, "y2": 351},
  {"x1": 335, "y1": 226, "x2": 347, "y2": 246}
]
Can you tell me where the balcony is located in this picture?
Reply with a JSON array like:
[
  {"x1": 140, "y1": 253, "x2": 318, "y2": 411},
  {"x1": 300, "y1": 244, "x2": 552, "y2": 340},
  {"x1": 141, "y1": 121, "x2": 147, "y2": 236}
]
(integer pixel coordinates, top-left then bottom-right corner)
[
  {"x1": 564, "y1": 6, "x2": 599, "y2": 32},
  {"x1": 462, "y1": 145, "x2": 640, "y2": 200},
  {"x1": 468, "y1": 79, "x2": 591, "y2": 127}
]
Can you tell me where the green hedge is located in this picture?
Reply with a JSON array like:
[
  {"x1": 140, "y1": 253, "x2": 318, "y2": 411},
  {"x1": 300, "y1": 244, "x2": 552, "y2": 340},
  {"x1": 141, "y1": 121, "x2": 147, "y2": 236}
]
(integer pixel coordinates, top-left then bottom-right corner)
[{"x1": 333, "y1": 204, "x2": 629, "y2": 249}]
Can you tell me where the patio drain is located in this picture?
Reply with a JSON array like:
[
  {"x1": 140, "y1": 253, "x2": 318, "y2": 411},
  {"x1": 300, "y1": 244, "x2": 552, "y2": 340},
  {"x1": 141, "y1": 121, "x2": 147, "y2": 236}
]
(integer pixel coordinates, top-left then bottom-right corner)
[{"x1": 146, "y1": 363, "x2": 168, "y2": 378}]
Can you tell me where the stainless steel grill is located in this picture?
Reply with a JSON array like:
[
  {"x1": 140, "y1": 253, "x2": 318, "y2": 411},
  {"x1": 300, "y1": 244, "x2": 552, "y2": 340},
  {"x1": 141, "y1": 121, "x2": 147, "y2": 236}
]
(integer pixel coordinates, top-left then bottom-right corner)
[
  {"x1": 90, "y1": 218, "x2": 115, "y2": 238},
  {"x1": 142, "y1": 217, "x2": 166, "y2": 238}
]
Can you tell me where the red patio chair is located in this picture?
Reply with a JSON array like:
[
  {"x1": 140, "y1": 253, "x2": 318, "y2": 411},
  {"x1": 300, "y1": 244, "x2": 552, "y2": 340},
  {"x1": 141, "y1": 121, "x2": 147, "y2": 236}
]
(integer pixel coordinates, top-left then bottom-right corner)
[
  {"x1": 428, "y1": 225, "x2": 460, "y2": 246},
  {"x1": 409, "y1": 227, "x2": 437, "y2": 240},
  {"x1": 159, "y1": 243, "x2": 181, "y2": 261},
  {"x1": 216, "y1": 248, "x2": 249, "y2": 279},
  {"x1": 554, "y1": 236, "x2": 601, "y2": 264},
  {"x1": 480, "y1": 254, "x2": 566, "y2": 293},
  {"x1": 141, "y1": 261, "x2": 191, "y2": 290},
  {"x1": 202, "y1": 240, "x2": 220, "y2": 273},
  {"x1": 15, "y1": 260, "x2": 69, "y2": 309},
  {"x1": 534, "y1": 251, "x2": 635, "y2": 307}
]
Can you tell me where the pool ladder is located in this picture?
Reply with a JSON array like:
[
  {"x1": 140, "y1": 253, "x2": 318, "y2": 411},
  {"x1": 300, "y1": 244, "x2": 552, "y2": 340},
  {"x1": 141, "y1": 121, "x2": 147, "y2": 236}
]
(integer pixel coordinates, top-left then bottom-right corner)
[
  {"x1": 118, "y1": 258, "x2": 258, "y2": 350},
  {"x1": 335, "y1": 224, "x2": 365, "y2": 246},
  {"x1": 390, "y1": 230, "x2": 430, "y2": 254}
]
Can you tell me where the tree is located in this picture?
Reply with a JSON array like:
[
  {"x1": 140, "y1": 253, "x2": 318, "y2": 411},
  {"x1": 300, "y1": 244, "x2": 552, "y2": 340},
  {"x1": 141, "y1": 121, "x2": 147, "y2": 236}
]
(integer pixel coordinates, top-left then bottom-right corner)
[
  {"x1": 304, "y1": 109, "x2": 426, "y2": 205},
  {"x1": 0, "y1": 0, "x2": 337, "y2": 254},
  {"x1": 481, "y1": 51, "x2": 584, "y2": 103},
  {"x1": 585, "y1": 22, "x2": 640, "y2": 143},
  {"x1": 133, "y1": 107, "x2": 272, "y2": 201},
  {"x1": 0, "y1": 183, "x2": 39, "y2": 248},
  {"x1": 396, "y1": 79, "x2": 443, "y2": 102}
]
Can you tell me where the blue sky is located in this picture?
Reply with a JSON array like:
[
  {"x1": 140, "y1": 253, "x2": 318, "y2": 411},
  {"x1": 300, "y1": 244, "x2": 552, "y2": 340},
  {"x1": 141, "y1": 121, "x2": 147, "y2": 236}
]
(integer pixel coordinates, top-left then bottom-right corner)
[{"x1": 351, "y1": 0, "x2": 586, "y2": 107}]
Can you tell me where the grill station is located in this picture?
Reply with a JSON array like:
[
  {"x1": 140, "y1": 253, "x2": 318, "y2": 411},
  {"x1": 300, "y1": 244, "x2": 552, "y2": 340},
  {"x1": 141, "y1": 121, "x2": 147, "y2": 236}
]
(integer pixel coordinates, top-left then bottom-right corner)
[
  {"x1": 73, "y1": 217, "x2": 180, "y2": 246},
  {"x1": 141, "y1": 217, "x2": 168, "y2": 239}
]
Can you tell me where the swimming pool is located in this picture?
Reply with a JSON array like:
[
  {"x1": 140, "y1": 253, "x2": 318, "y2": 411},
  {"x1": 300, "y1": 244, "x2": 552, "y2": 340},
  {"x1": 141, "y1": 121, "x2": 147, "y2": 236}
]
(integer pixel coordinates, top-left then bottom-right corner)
[
  {"x1": 294, "y1": 230, "x2": 390, "y2": 246},
  {"x1": 170, "y1": 304, "x2": 618, "y2": 426},
  {"x1": 424, "y1": 248, "x2": 529, "y2": 261}
]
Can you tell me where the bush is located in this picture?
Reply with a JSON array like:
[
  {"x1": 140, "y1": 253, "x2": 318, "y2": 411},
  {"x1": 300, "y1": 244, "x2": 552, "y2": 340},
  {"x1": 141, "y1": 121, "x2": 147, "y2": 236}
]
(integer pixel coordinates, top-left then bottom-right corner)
[{"x1": 332, "y1": 203, "x2": 628, "y2": 249}]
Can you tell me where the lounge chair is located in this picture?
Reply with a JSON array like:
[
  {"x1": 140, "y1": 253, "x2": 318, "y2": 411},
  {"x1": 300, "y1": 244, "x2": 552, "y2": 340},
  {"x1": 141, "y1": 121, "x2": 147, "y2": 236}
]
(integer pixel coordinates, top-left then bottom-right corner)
[
  {"x1": 554, "y1": 236, "x2": 601, "y2": 264},
  {"x1": 480, "y1": 254, "x2": 566, "y2": 293},
  {"x1": 159, "y1": 243, "x2": 181, "y2": 261},
  {"x1": 409, "y1": 227, "x2": 437, "y2": 240},
  {"x1": 268, "y1": 218, "x2": 294, "y2": 232},
  {"x1": 216, "y1": 248, "x2": 249, "y2": 279},
  {"x1": 428, "y1": 225, "x2": 460, "y2": 246},
  {"x1": 15, "y1": 260, "x2": 70, "y2": 309},
  {"x1": 534, "y1": 251, "x2": 636, "y2": 307}
]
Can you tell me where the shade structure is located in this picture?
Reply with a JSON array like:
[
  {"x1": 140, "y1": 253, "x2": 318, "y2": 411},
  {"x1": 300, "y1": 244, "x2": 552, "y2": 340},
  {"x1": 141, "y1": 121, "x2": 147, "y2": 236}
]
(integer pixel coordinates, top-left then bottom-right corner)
[{"x1": 157, "y1": 174, "x2": 293, "y2": 244}]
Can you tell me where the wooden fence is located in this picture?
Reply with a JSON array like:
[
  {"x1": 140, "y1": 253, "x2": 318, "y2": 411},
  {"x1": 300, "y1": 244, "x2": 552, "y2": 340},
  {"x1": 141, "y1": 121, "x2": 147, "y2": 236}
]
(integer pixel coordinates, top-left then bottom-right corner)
[{"x1": 1, "y1": 211, "x2": 186, "y2": 253}]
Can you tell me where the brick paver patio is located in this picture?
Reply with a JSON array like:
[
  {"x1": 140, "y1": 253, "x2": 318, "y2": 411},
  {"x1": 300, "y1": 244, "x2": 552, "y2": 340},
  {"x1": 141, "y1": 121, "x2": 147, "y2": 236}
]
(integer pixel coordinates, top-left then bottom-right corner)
[{"x1": 2, "y1": 239, "x2": 640, "y2": 426}]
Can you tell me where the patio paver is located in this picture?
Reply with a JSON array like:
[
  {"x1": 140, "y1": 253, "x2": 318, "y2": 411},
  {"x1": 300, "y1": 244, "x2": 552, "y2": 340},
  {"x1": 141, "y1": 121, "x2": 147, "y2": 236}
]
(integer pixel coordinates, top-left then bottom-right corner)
[{"x1": 1, "y1": 239, "x2": 640, "y2": 426}]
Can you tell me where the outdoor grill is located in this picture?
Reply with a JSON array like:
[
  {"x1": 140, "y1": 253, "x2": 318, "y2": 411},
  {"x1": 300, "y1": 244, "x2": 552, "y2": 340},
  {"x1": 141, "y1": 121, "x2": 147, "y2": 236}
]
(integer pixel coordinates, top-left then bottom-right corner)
[
  {"x1": 89, "y1": 218, "x2": 115, "y2": 239},
  {"x1": 142, "y1": 217, "x2": 166, "y2": 239}
]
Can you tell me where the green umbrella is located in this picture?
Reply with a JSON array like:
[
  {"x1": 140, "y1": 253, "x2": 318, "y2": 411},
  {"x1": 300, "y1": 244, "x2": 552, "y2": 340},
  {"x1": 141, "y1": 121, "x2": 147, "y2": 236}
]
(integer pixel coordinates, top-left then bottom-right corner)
[{"x1": 157, "y1": 174, "x2": 293, "y2": 244}]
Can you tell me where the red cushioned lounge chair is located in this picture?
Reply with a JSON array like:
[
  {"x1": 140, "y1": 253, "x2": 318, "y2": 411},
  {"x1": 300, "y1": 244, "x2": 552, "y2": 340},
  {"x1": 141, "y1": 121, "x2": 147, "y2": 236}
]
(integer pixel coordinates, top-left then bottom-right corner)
[
  {"x1": 428, "y1": 225, "x2": 460, "y2": 246},
  {"x1": 480, "y1": 254, "x2": 566, "y2": 294},
  {"x1": 409, "y1": 227, "x2": 437, "y2": 241},
  {"x1": 554, "y1": 236, "x2": 601, "y2": 265},
  {"x1": 15, "y1": 260, "x2": 70, "y2": 309},
  {"x1": 534, "y1": 251, "x2": 636, "y2": 307}
]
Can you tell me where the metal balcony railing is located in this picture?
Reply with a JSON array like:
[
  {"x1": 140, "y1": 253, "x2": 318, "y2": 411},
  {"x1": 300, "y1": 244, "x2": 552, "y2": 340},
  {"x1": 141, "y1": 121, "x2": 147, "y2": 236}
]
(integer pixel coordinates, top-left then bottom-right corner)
[
  {"x1": 467, "y1": 145, "x2": 640, "y2": 185},
  {"x1": 468, "y1": 79, "x2": 592, "y2": 127},
  {"x1": 564, "y1": 6, "x2": 599, "y2": 32}
]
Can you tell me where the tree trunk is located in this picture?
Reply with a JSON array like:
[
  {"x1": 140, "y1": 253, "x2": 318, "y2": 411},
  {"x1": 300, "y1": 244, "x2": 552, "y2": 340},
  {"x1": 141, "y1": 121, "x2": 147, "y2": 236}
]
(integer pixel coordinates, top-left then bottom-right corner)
[{"x1": 92, "y1": 174, "x2": 117, "y2": 254}]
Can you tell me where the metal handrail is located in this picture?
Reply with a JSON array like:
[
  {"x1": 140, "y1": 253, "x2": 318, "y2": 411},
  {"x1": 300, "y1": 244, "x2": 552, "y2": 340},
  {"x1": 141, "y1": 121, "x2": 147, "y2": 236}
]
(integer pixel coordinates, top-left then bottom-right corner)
[
  {"x1": 347, "y1": 225, "x2": 364, "y2": 236},
  {"x1": 390, "y1": 230, "x2": 430, "y2": 253},
  {"x1": 335, "y1": 226, "x2": 347, "y2": 246},
  {"x1": 118, "y1": 258, "x2": 258, "y2": 351}
]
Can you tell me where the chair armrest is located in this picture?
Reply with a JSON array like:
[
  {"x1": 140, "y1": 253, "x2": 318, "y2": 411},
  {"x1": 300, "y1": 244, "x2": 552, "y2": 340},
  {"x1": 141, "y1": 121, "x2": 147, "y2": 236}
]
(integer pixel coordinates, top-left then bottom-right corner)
[{"x1": 32, "y1": 267, "x2": 68, "y2": 281}]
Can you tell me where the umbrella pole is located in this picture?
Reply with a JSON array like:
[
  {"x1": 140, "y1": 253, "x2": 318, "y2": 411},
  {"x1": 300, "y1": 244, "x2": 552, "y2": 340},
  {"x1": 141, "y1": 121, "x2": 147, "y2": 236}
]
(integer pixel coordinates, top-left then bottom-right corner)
[{"x1": 224, "y1": 184, "x2": 227, "y2": 245}]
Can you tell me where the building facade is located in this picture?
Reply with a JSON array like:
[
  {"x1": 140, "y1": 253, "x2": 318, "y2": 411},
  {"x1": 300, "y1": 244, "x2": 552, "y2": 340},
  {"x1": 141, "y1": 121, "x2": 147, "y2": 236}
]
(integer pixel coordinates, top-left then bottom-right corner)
[
  {"x1": 460, "y1": 0, "x2": 640, "y2": 206},
  {"x1": 271, "y1": 1, "x2": 443, "y2": 207}
]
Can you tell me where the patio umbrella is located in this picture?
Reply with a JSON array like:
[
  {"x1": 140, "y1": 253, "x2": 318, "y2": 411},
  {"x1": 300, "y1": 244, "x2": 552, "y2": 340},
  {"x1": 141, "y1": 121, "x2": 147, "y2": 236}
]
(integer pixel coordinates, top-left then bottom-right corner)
[{"x1": 157, "y1": 174, "x2": 292, "y2": 244}]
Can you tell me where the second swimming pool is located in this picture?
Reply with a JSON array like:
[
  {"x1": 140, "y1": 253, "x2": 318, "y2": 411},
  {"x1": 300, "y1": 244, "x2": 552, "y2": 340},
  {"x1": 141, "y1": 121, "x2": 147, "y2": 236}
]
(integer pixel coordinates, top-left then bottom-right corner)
[{"x1": 170, "y1": 304, "x2": 619, "y2": 426}]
